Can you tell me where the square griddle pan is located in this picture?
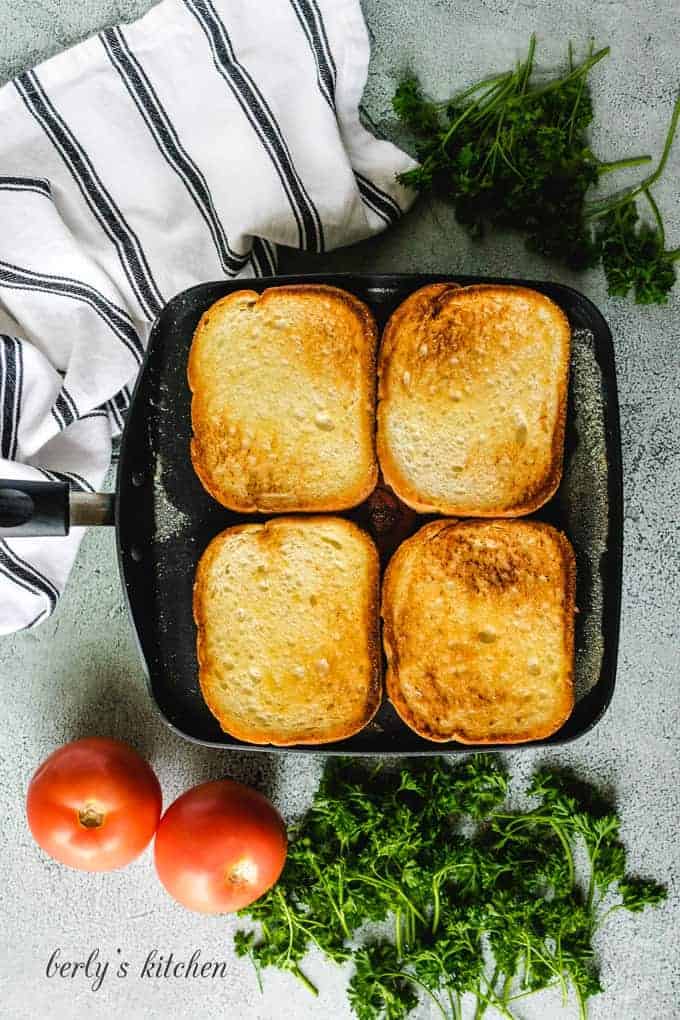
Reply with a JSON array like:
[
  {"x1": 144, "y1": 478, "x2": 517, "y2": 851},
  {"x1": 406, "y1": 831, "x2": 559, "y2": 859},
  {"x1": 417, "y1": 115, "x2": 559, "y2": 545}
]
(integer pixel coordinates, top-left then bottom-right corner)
[{"x1": 110, "y1": 273, "x2": 623, "y2": 754}]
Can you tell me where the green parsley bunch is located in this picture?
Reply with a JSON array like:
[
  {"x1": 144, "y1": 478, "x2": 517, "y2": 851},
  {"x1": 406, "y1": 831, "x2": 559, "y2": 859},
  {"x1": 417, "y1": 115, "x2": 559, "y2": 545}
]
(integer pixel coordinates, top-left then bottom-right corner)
[
  {"x1": 235, "y1": 756, "x2": 665, "y2": 1020},
  {"x1": 392, "y1": 38, "x2": 680, "y2": 304}
]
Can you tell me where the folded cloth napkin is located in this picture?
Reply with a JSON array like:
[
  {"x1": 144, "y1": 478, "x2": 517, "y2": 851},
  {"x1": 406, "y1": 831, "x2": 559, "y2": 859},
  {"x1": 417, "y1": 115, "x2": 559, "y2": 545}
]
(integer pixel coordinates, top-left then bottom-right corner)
[{"x1": 0, "y1": 0, "x2": 415, "y2": 634}]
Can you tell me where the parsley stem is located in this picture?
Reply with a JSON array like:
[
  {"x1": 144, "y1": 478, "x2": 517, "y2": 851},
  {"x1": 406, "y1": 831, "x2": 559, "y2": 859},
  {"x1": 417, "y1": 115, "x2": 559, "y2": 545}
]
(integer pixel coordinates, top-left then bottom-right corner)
[
  {"x1": 381, "y1": 971, "x2": 449, "y2": 1020},
  {"x1": 614, "y1": 204, "x2": 633, "y2": 262},
  {"x1": 641, "y1": 94, "x2": 680, "y2": 188},
  {"x1": 556, "y1": 932, "x2": 567, "y2": 1005},
  {"x1": 495, "y1": 139, "x2": 523, "y2": 179},
  {"x1": 248, "y1": 952, "x2": 263, "y2": 995},
  {"x1": 311, "y1": 864, "x2": 350, "y2": 940},
  {"x1": 473, "y1": 971, "x2": 517, "y2": 1020},
  {"x1": 508, "y1": 979, "x2": 560, "y2": 1002},
  {"x1": 276, "y1": 888, "x2": 296, "y2": 966},
  {"x1": 449, "y1": 986, "x2": 462, "y2": 1020},
  {"x1": 585, "y1": 827, "x2": 609, "y2": 914},
  {"x1": 492, "y1": 813, "x2": 576, "y2": 889},
  {"x1": 438, "y1": 89, "x2": 496, "y2": 152},
  {"x1": 547, "y1": 820, "x2": 576, "y2": 887},
  {"x1": 520, "y1": 34, "x2": 537, "y2": 93},
  {"x1": 588, "y1": 94, "x2": 680, "y2": 219},
  {"x1": 354, "y1": 873, "x2": 427, "y2": 926},
  {"x1": 432, "y1": 878, "x2": 442, "y2": 934},
  {"x1": 599, "y1": 901, "x2": 632, "y2": 926},
  {"x1": 643, "y1": 187, "x2": 665, "y2": 248},
  {"x1": 599, "y1": 903, "x2": 624, "y2": 924},
  {"x1": 565, "y1": 39, "x2": 591, "y2": 143},
  {"x1": 439, "y1": 73, "x2": 513, "y2": 108},
  {"x1": 431, "y1": 861, "x2": 473, "y2": 934},
  {"x1": 597, "y1": 154, "x2": 652, "y2": 174},
  {"x1": 524, "y1": 941, "x2": 532, "y2": 990},
  {"x1": 470, "y1": 74, "x2": 520, "y2": 124},
  {"x1": 475, "y1": 987, "x2": 515, "y2": 1020},
  {"x1": 291, "y1": 964, "x2": 318, "y2": 997},
  {"x1": 438, "y1": 67, "x2": 520, "y2": 159},
  {"x1": 524, "y1": 46, "x2": 610, "y2": 104}
]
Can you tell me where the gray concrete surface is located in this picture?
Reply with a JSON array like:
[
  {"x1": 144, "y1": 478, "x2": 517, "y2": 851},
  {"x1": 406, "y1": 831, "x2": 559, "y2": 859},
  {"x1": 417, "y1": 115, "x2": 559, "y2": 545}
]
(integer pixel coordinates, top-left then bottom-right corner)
[{"x1": 1, "y1": 2, "x2": 679, "y2": 1019}]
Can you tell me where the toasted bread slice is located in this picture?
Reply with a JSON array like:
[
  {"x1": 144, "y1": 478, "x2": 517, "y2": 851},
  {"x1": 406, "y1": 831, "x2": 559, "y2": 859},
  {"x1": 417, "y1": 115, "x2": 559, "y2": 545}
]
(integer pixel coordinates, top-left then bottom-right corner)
[
  {"x1": 194, "y1": 517, "x2": 381, "y2": 746},
  {"x1": 377, "y1": 284, "x2": 571, "y2": 516},
  {"x1": 189, "y1": 285, "x2": 378, "y2": 512},
  {"x1": 382, "y1": 519, "x2": 576, "y2": 744}
]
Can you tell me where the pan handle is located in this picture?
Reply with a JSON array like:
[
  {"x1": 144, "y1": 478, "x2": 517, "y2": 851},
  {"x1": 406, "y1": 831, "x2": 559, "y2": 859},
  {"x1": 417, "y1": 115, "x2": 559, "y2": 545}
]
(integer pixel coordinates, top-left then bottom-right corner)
[{"x1": 0, "y1": 479, "x2": 69, "y2": 537}]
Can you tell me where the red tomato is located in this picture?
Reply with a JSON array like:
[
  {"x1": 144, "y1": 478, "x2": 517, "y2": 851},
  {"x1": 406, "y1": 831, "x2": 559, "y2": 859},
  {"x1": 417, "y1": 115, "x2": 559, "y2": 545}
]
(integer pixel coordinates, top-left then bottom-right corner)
[
  {"x1": 154, "y1": 779, "x2": 287, "y2": 913},
  {"x1": 26, "y1": 737, "x2": 162, "y2": 872}
]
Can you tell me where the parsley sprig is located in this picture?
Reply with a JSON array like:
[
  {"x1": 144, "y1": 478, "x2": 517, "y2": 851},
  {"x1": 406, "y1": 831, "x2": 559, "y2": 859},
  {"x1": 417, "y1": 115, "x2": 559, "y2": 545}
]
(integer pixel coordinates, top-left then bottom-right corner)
[
  {"x1": 392, "y1": 38, "x2": 680, "y2": 304},
  {"x1": 234, "y1": 757, "x2": 665, "y2": 1019}
]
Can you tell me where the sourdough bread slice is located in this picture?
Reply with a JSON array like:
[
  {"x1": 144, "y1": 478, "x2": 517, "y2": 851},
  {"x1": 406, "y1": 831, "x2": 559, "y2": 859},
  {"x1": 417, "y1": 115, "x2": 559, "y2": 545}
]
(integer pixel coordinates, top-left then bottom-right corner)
[
  {"x1": 189, "y1": 284, "x2": 378, "y2": 512},
  {"x1": 194, "y1": 516, "x2": 381, "y2": 745},
  {"x1": 377, "y1": 284, "x2": 570, "y2": 516},
  {"x1": 381, "y1": 518, "x2": 576, "y2": 744}
]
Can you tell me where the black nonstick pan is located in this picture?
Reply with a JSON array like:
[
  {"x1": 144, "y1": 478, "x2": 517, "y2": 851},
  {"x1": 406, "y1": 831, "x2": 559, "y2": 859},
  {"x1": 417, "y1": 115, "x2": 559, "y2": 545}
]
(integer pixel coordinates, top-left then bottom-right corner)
[{"x1": 0, "y1": 274, "x2": 623, "y2": 754}]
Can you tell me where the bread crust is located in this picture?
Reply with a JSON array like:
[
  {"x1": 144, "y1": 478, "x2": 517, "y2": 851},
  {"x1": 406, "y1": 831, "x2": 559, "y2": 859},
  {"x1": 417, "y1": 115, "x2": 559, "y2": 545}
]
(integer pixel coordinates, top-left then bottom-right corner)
[
  {"x1": 189, "y1": 285, "x2": 378, "y2": 513},
  {"x1": 381, "y1": 518, "x2": 576, "y2": 744},
  {"x1": 377, "y1": 284, "x2": 571, "y2": 516},
  {"x1": 194, "y1": 516, "x2": 382, "y2": 745}
]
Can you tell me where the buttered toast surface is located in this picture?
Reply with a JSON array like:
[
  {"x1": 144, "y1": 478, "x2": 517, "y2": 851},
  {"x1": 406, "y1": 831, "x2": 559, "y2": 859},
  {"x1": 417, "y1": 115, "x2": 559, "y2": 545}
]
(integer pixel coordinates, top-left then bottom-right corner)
[
  {"x1": 189, "y1": 285, "x2": 378, "y2": 513},
  {"x1": 193, "y1": 516, "x2": 381, "y2": 746},
  {"x1": 382, "y1": 519, "x2": 576, "y2": 745},
  {"x1": 377, "y1": 284, "x2": 571, "y2": 516}
]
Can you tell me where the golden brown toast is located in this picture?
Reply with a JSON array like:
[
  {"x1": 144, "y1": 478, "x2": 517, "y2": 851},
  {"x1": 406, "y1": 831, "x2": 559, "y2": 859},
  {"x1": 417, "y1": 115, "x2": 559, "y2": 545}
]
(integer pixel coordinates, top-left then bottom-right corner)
[
  {"x1": 188, "y1": 285, "x2": 378, "y2": 512},
  {"x1": 194, "y1": 517, "x2": 381, "y2": 746},
  {"x1": 381, "y1": 518, "x2": 576, "y2": 744},
  {"x1": 377, "y1": 284, "x2": 571, "y2": 516}
]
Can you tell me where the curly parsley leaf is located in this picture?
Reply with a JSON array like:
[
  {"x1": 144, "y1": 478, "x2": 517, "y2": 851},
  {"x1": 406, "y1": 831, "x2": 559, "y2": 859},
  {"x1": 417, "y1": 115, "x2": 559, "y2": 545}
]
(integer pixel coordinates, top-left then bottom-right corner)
[
  {"x1": 348, "y1": 942, "x2": 419, "y2": 1020},
  {"x1": 597, "y1": 196, "x2": 678, "y2": 304},
  {"x1": 618, "y1": 877, "x2": 667, "y2": 913}
]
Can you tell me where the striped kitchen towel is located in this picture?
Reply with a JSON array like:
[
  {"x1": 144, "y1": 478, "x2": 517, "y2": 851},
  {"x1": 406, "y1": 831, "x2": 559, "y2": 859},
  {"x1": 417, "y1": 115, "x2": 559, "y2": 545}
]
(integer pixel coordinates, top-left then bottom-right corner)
[{"x1": 0, "y1": 0, "x2": 415, "y2": 634}]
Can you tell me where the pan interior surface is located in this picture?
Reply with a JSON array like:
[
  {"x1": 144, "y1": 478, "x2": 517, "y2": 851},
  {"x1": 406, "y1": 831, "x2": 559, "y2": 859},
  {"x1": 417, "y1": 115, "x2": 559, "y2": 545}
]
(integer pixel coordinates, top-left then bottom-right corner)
[{"x1": 116, "y1": 274, "x2": 622, "y2": 754}]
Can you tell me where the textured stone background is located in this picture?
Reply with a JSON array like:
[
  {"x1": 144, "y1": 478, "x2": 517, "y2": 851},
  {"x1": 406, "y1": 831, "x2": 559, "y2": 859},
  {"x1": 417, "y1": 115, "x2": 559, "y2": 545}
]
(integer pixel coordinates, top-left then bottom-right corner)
[{"x1": 1, "y1": 2, "x2": 679, "y2": 1019}]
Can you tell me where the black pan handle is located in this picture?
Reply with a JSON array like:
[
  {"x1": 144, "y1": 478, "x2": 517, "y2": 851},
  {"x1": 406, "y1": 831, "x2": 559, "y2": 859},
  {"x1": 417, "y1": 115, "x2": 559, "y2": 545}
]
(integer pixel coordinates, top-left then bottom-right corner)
[{"x1": 0, "y1": 479, "x2": 69, "y2": 537}]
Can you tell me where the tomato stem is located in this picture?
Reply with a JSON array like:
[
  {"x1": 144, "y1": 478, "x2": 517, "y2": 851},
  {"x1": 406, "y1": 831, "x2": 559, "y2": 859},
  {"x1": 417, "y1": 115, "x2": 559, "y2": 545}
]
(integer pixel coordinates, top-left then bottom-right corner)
[{"x1": 78, "y1": 804, "x2": 104, "y2": 829}]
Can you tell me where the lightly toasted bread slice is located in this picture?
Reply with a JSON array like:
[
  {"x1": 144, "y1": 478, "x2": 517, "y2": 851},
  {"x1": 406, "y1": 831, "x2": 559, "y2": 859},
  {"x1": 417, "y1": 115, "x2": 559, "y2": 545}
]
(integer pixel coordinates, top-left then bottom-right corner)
[
  {"x1": 381, "y1": 518, "x2": 576, "y2": 744},
  {"x1": 194, "y1": 516, "x2": 382, "y2": 746},
  {"x1": 377, "y1": 284, "x2": 571, "y2": 516},
  {"x1": 188, "y1": 284, "x2": 378, "y2": 512}
]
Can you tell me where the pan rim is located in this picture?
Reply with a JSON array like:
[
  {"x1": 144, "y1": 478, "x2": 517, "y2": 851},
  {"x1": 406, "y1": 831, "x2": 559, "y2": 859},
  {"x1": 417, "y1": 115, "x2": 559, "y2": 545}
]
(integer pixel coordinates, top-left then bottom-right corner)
[{"x1": 115, "y1": 272, "x2": 623, "y2": 755}]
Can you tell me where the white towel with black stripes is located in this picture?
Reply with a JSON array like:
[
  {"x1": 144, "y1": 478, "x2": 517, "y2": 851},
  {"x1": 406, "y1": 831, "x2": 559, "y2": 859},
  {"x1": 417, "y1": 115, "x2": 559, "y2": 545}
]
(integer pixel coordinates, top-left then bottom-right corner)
[{"x1": 0, "y1": 0, "x2": 415, "y2": 634}]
